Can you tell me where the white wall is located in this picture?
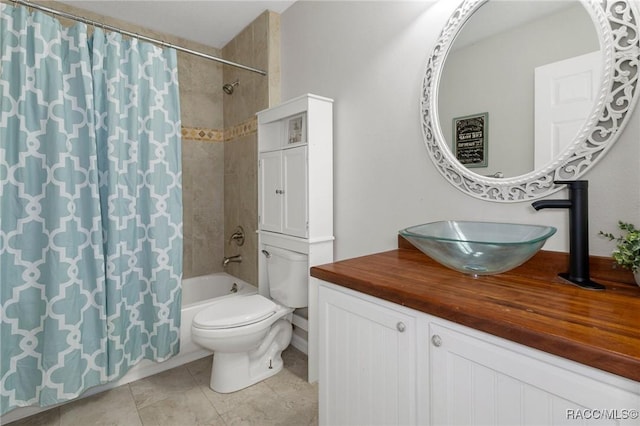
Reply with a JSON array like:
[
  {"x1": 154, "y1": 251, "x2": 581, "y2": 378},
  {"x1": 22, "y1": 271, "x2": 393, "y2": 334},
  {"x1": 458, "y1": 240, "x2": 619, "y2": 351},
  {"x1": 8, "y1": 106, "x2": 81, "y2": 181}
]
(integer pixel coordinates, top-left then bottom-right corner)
[{"x1": 281, "y1": 0, "x2": 640, "y2": 261}]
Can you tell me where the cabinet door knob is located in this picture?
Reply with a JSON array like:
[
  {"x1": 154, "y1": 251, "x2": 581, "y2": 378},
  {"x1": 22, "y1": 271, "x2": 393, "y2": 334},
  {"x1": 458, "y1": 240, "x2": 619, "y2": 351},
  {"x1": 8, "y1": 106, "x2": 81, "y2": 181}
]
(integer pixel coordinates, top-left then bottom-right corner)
[
  {"x1": 431, "y1": 334, "x2": 442, "y2": 347},
  {"x1": 396, "y1": 322, "x2": 406, "y2": 332}
]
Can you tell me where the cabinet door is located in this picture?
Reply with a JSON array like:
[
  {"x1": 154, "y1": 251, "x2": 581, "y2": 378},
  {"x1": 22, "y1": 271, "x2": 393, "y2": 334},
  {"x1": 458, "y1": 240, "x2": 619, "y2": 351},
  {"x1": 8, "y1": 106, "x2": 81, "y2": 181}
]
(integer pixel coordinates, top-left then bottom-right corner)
[
  {"x1": 430, "y1": 322, "x2": 637, "y2": 426},
  {"x1": 319, "y1": 284, "x2": 417, "y2": 426},
  {"x1": 259, "y1": 150, "x2": 283, "y2": 233},
  {"x1": 282, "y1": 146, "x2": 308, "y2": 238}
]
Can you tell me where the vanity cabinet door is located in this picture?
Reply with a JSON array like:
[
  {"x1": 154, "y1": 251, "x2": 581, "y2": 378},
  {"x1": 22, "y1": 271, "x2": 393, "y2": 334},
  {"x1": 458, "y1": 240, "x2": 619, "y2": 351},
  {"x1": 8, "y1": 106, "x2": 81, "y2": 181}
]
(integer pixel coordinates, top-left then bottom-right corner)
[
  {"x1": 429, "y1": 322, "x2": 637, "y2": 426},
  {"x1": 319, "y1": 283, "x2": 417, "y2": 426},
  {"x1": 258, "y1": 146, "x2": 308, "y2": 238}
]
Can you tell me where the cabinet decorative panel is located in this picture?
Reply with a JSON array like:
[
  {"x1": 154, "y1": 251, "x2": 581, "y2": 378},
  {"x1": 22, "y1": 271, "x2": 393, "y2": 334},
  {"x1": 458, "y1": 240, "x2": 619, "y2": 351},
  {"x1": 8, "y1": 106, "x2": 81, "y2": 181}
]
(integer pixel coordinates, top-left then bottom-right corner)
[
  {"x1": 319, "y1": 285, "x2": 417, "y2": 426},
  {"x1": 282, "y1": 146, "x2": 307, "y2": 237},
  {"x1": 259, "y1": 150, "x2": 283, "y2": 233},
  {"x1": 430, "y1": 322, "x2": 638, "y2": 425}
]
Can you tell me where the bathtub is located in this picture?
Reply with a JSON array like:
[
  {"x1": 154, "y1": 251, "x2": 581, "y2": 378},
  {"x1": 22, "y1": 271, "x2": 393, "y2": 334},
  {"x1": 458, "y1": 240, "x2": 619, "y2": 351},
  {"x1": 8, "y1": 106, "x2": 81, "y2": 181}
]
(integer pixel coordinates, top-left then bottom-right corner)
[{"x1": 1, "y1": 273, "x2": 257, "y2": 424}]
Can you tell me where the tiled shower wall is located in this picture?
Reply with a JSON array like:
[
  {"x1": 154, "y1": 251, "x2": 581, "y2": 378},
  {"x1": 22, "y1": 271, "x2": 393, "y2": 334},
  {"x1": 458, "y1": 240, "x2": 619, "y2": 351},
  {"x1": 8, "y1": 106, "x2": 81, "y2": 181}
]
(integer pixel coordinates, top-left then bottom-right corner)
[
  {"x1": 222, "y1": 11, "x2": 281, "y2": 285},
  {"x1": 179, "y1": 49, "x2": 224, "y2": 279},
  {"x1": 27, "y1": 1, "x2": 280, "y2": 282}
]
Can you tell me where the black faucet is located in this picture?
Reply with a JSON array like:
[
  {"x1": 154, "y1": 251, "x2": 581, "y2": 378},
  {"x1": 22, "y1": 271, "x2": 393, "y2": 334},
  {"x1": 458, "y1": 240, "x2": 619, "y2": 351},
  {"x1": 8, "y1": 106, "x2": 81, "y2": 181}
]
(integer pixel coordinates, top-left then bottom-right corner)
[{"x1": 531, "y1": 180, "x2": 605, "y2": 290}]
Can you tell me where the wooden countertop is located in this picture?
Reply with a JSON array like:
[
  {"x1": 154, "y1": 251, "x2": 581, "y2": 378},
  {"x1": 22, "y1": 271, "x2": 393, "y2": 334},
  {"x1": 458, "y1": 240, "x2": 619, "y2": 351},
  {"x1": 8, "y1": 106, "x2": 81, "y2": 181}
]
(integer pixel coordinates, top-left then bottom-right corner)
[{"x1": 310, "y1": 238, "x2": 640, "y2": 382}]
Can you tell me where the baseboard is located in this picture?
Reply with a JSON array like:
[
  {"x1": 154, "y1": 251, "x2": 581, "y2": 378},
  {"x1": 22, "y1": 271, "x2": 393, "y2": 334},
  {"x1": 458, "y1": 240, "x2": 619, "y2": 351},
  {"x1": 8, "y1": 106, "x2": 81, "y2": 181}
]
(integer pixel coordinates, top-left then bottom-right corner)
[
  {"x1": 292, "y1": 312, "x2": 308, "y2": 331},
  {"x1": 291, "y1": 332, "x2": 308, "y2": 355}
]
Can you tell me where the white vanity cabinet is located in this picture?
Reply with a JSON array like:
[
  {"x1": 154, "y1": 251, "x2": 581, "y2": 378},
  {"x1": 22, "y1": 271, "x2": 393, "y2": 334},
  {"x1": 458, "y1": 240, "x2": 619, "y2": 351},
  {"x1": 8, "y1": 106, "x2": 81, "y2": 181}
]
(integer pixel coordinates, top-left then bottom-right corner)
[{"x1": 318, "y1": 281, "x2": 640, "y2": 426}]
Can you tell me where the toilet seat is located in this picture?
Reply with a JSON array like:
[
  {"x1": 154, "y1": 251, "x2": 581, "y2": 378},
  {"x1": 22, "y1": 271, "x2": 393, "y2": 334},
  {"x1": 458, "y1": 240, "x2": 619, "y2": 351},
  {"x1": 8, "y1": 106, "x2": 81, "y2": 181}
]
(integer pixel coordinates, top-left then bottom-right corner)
[{"x1": 193, "y1": 294, "x2": 278, "y2": 330}]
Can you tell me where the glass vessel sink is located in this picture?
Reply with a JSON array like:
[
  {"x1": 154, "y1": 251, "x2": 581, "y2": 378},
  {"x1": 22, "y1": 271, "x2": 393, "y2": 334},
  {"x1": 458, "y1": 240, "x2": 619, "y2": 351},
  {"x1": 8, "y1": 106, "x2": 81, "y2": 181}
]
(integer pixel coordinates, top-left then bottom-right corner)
[{"x1": 399, "y1": 221, "x2": 557, "y2": 276}]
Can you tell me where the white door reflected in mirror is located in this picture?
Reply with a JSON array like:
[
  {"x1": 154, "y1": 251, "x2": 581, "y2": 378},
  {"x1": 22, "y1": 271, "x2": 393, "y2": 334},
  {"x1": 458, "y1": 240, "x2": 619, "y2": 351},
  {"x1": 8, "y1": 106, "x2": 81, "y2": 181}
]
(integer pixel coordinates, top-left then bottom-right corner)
[{"x1": 534, "y1": 51, "x2": 602, "y2": 170}]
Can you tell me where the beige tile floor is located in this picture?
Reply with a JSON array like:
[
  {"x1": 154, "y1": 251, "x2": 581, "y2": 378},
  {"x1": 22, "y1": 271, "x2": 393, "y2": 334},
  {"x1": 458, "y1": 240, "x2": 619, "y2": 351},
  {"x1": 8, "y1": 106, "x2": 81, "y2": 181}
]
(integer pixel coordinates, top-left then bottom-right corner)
[{"x1": 7, "y1": 347, "x2": 318, "y2": 426}]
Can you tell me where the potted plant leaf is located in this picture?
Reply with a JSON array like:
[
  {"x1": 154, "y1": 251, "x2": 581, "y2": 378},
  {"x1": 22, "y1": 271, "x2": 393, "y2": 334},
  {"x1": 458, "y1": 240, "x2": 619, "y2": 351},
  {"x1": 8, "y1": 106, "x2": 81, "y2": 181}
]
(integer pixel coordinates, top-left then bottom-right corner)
[{"x1": 599, "y1": 221, "x2": 640, "y2": 287}]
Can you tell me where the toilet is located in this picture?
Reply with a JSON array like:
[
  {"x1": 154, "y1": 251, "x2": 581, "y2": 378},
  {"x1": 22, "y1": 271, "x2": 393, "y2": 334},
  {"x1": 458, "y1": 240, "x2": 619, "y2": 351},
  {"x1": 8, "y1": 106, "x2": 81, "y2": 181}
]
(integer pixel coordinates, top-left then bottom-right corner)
[{"x1": 191, "y1": 245, "x2": 308, "y2": 393}]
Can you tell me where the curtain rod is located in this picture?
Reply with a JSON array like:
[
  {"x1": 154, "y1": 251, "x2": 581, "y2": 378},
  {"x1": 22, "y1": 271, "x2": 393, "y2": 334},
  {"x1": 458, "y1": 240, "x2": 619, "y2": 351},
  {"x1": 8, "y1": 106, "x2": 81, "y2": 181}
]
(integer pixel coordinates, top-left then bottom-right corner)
[{"x1": 9, "y1": 0, "x2": 268, "y2": 76}]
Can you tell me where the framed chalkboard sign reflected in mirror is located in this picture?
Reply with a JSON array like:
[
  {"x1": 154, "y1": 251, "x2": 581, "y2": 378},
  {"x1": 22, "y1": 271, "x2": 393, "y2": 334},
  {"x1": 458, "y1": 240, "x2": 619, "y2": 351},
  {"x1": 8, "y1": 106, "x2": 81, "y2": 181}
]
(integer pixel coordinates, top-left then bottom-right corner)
[{"x1": 453, "y1": 113, "x2": 488, "y2": 168}]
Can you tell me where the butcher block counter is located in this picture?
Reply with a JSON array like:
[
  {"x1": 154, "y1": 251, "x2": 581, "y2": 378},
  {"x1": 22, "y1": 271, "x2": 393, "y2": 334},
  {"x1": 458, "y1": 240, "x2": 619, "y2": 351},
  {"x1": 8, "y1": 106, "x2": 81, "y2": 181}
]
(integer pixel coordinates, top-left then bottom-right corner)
[{"x1": 310, "y1": 237, "x2": 640, "y2": 382}]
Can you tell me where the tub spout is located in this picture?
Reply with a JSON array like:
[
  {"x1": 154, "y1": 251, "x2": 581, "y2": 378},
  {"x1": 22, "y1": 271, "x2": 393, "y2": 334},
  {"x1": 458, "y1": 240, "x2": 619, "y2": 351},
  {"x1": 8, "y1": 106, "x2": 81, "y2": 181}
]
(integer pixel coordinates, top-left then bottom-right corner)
[
  {"x1": 223, "y1": 254, "x2": 242, "y2": 267},
  {"x1": 531, "y1": 180, "x2": 604, "y2": 290}
]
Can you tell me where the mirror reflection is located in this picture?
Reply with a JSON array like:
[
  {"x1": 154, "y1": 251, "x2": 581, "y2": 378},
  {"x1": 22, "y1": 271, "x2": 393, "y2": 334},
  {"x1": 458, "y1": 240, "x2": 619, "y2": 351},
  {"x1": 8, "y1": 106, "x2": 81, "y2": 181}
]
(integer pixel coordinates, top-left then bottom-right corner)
[{"x1": 437, "y1": 1, "x2": 599, "y2": 178}]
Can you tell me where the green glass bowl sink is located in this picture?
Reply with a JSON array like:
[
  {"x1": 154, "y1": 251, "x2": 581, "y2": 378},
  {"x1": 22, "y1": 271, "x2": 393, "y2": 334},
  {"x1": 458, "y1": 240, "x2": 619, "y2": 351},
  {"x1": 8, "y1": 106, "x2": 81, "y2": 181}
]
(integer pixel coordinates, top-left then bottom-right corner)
[{"x1": 399, "y1": 221, "x2": 557, "y2": 276}]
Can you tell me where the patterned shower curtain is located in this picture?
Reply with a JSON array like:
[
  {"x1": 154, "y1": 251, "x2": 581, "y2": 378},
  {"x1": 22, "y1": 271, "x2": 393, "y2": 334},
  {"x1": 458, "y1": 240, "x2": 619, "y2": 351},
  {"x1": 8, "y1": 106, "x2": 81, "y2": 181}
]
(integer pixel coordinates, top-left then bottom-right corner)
[
  {"x1": 0, "y1": 4, "x2": 182, "y2": 415},
  {"x1": 91, "y1": 28, "x2": 183, "y2": 380}
]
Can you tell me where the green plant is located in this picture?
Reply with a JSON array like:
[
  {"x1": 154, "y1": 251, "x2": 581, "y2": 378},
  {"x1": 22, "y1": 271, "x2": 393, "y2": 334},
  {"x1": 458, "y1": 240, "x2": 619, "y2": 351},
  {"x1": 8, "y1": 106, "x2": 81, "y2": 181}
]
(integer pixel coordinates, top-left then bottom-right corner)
[{"x1": 599, "y1": 221, "x2": 640, "y2": 272}]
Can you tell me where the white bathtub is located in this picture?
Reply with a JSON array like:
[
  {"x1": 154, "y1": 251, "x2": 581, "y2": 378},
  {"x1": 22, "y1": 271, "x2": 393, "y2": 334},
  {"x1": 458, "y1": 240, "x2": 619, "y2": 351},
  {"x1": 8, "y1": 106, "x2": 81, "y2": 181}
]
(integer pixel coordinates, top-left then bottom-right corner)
[{"x1": 2, "y1": 273, "x2": 257, "y2": 424}]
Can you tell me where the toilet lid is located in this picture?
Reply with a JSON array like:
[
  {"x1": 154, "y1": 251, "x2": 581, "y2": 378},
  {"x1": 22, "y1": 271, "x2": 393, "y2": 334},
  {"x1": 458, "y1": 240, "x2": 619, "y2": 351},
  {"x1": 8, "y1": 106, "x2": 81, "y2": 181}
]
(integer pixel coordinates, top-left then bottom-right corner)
[{"x1": 193, "y1": 294, "x2": 278, "y2": 329}]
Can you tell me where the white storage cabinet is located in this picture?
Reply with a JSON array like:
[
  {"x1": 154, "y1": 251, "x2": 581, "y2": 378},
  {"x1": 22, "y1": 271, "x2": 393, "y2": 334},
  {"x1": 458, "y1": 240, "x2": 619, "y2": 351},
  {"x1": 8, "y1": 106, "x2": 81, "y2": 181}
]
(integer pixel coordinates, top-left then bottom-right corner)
[
  {"x1": 259, "y1": 146, "x2": 308, "y2": 237},
  {"x1": 257, "y1": 94, "x2": 333, "y2": 240},
  {"x1": 257, "y1": 94, "x2": 334, "y2": 382}
]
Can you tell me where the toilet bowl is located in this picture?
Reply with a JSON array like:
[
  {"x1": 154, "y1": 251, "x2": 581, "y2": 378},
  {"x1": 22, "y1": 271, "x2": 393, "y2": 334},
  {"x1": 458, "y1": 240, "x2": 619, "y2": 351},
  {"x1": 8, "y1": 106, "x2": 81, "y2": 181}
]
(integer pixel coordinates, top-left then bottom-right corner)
[
  {"x1": 192, "y1": 294, "x2": 294, "y2": 393},
  {"x1": 192, "y1": 245, "x2": 308, "y2": 393}
]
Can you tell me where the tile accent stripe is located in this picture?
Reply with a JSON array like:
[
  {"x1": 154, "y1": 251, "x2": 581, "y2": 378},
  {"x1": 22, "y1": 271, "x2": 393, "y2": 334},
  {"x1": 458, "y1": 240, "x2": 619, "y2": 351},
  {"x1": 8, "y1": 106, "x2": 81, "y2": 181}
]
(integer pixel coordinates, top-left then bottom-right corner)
[
  {"x1": 181, "y1": 127, "x2": 224, "y2": 142},
  {"x1": 181, "y1": 117, "x2": 257, "y2": 143},
  {"x1": 224, "y1": 116, "x2": 257, "y2": 141}
]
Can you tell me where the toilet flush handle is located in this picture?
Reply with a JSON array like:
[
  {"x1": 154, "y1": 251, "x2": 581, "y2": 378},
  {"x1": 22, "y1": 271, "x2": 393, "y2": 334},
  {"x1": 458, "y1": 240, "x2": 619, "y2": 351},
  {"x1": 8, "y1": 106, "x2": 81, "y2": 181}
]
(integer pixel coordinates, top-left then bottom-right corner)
[{"x1": 262, "y1": 250, "x2": 271, "y2": 258}]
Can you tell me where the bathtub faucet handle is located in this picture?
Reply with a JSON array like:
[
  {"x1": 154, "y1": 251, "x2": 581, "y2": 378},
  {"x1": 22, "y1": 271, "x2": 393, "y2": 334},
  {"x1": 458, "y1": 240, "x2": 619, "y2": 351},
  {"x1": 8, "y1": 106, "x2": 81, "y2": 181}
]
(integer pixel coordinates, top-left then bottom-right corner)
[
  {"x1": 228, "y1": 226, "x2": 245, "y2": 246},
  {"x1": 261, "y1": 250, "x2": 271, "y2": 258}
]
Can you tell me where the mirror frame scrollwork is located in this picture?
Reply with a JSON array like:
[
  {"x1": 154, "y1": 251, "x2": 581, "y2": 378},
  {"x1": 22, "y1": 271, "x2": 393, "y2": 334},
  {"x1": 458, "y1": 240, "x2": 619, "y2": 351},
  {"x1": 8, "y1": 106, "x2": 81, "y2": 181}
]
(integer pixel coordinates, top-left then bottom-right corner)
[{"x1": 420, "y1": 0, "x2": 640, "y2": 202}]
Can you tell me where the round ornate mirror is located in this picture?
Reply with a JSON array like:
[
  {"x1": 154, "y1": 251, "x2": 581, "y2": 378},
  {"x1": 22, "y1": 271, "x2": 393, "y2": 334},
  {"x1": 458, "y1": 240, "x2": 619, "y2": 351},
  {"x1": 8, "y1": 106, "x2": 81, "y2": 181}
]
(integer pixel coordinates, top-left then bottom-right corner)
[{"x1": 420, "y1": 0, "x2": 640, "y2": 202}]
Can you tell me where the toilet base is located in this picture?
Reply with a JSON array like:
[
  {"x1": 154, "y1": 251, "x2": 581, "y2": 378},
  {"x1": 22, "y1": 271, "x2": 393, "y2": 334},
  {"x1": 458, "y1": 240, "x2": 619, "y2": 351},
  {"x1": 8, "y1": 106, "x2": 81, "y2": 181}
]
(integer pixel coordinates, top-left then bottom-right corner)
[{"x1": 209, "y1": 318, "x2": 292, "y2": 393}]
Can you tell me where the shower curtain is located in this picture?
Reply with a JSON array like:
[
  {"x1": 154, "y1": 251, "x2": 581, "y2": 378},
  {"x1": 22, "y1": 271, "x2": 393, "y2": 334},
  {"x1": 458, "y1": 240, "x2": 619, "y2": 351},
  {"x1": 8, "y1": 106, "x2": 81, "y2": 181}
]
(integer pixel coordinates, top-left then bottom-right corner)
[{"x1": 0, "y1": 4, "x2": 182, "y2": 415}]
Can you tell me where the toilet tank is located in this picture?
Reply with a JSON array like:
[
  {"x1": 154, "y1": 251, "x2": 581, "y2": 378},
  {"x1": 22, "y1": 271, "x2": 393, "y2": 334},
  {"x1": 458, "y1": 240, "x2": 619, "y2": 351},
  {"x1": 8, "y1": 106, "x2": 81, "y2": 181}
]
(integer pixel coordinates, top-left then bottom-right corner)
[{"x1": 264, "y1": 245, "x2": 308, "y2": 308}]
